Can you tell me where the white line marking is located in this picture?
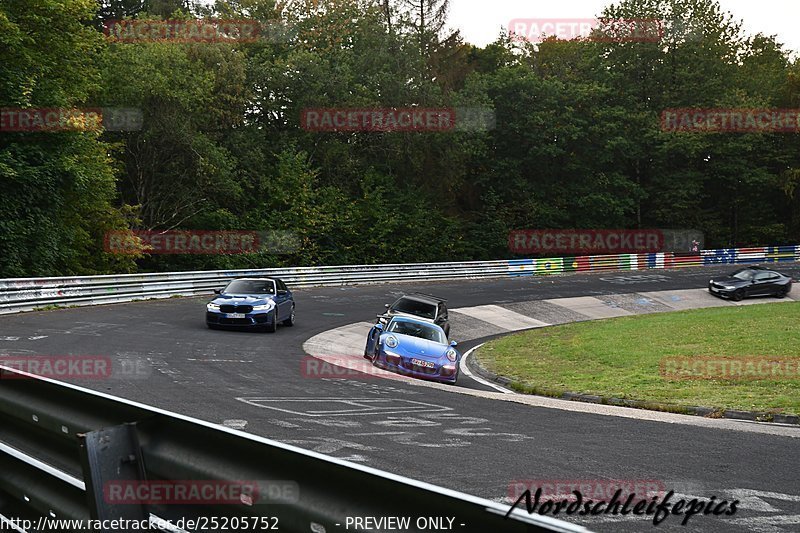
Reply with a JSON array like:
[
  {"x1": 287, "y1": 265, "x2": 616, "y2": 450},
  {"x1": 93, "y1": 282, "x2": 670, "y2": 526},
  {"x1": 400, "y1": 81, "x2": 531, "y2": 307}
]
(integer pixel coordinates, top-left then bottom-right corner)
[
  {"x1": 187, "y1": 359, "x2": 254, "y2": 363},
  {"x1": 443, "y1": 427, "x2": 532, "y2": 441},
  {"x1": 236, "y1": 398, "x2": 451, "y2": 417},
  {"x1": 222, "y1": 419, "x2": 248, "y2": 430},
  {"x1": 337, "y1": 455, "x2": 369, "y2": 462},
  {"x1": 543, "y1": 296, "x2": 633, "y2": 319},
  {"x1": 726, "y1": 515, "x2": 800, "y2": 533},
  {"x1": 460, "y1": 344, "x2": 513, "y2": 394},
  {"x1": 278, "y1": 437, "x2": 379, "y2": 454},
  {"x1": 452, "y1": 305, "x2": 550, "y2": 331},
  {"x1": 727, "y1": 489, "x2": 800, "y2": 502},
  {"x1": 637, "y1": 289, "x2": 732, "y2": 310}
]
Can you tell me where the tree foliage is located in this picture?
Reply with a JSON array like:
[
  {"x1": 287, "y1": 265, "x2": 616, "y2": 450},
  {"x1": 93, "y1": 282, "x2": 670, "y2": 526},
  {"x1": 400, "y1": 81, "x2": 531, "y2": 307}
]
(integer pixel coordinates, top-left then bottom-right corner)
[{"x1": 1, "y1": 0, "x2": 798, "y2": 276}]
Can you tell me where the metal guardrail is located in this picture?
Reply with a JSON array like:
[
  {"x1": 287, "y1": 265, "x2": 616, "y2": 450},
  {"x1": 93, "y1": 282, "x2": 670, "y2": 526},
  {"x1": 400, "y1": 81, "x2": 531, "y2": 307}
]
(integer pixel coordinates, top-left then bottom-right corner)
[
  {"x1": 0, "y1": 367, "x2": 586, "y2": 532},
  {"x1": 1, "y1": 245, "x2": 798, "y2": 314},
  {"x1": 0, "y1": 261, "x2": 514, "y2": 314}
]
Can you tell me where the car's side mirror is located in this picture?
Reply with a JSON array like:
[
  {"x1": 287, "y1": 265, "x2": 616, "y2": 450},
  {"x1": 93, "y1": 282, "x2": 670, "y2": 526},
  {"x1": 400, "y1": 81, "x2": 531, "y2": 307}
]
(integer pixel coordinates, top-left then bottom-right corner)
[
  {"x1": 450, "y1": 340, "x2": 458, "y2": 347},
  {"x1": 213, "y1": 289, "x2": 222, "y2": 294},
  {"x1": 374, "y1": 323, "x2": 384, "y2": 331},
  {"x1": 278, "y1": 289, "x2": 287, "y2": 295}
]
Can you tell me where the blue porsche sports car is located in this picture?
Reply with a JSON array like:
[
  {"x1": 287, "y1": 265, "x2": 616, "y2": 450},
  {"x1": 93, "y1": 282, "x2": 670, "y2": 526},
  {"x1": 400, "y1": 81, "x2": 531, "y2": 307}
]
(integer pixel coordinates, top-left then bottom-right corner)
[
  {"x1": 363, "y1": 316, "x2": 460, "y2": 384},
  {"x1": 205, "y1": 278, "x2": 295, "y2": 333}
]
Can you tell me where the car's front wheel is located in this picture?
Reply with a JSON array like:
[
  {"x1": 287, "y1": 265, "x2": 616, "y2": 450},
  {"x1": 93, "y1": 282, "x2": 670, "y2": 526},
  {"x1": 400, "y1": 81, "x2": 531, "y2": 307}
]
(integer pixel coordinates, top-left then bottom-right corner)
[
  {"x1": 263, "y1": 312, "x2": 277, "y2": 333},
  {"x1": 732, "y1": 289, "x2": 745, "y2": 302},
  {"x1": 283, "y1": 305, "x2": 295, "y2": 326}
]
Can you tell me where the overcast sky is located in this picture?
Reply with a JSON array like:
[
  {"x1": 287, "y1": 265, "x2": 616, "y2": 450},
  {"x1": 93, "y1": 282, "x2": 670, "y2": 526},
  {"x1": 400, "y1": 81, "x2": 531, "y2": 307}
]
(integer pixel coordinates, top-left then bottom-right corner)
[{"x1": 449, "y1": 0, "x2": 798, "y2": 54}]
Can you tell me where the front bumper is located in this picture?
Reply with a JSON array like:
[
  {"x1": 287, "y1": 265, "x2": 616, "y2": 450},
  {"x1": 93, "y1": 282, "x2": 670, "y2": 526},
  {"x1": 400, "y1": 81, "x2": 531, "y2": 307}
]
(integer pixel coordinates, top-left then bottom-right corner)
[
  {"x1": 708, "y1": 283, "x2": 736, "y2": 298},
  {"x1": 206, "y1": 310, "x2": 274, "y2": 328},
  {"x1": 374, "y1": 350, "x2": 458, "y2": 384}
]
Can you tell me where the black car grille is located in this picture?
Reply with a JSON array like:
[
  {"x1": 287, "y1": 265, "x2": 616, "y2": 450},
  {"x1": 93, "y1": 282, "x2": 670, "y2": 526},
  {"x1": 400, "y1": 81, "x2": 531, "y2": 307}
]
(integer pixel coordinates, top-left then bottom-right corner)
[
  {"x1": 220, "y1": 304, "x2": 253, "y2": 314},
  {"x1": 219, "y1": 317, "x2": 253, "y2": 325}
]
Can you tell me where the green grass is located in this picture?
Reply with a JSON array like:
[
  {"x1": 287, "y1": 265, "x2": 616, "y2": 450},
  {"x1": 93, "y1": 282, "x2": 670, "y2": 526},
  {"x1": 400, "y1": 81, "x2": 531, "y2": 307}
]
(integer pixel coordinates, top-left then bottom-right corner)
[
  {"x1": 32, "y1": 304, "x2": 62, "y2": 311},
  {"x1": 476, "y1": 302, "x2": 800, "y2": 415}
]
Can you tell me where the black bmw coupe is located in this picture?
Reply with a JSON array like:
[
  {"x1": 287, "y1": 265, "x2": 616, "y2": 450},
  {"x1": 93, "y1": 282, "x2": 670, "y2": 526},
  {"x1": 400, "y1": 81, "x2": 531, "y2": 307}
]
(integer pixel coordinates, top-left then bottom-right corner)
[{"x1": 708, "y1": 267, "x2": 793, "y2": 301}]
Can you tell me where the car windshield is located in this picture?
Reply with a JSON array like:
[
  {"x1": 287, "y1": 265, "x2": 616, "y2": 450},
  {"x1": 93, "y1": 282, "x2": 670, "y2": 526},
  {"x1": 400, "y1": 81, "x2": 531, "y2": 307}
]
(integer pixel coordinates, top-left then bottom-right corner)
[
  {"x1": 387, "y1": 320, "x2": 446, "y2": 344},
  {"x1": 391, "y1": 298, "x2": 437, "y2": 319},
  {"x1": 224, "y1": 280, "x2": 275, "y2": 294},
  {"x1": 731, "y1": 269, "x2": 755, "y2": 281}
]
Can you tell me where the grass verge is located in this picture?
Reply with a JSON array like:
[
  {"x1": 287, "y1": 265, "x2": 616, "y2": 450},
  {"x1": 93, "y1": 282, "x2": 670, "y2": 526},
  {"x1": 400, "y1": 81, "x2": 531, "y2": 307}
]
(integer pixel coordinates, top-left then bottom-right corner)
[{"x1": 476, "y1": 302, "x2": 800, "y2": 415}]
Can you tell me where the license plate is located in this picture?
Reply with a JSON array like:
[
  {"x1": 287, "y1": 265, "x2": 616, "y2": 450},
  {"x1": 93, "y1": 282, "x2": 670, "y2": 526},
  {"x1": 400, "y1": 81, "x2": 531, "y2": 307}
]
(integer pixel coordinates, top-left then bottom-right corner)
[
  {"x1": 710, "y1": 287, "x2": 718, "y2": 292},
  {"x1": 411, "y1": 358, "x2": 435, "y2": 369},
  {"x1": 226, "y1": 313, "x2": 246, "y2": 319}
]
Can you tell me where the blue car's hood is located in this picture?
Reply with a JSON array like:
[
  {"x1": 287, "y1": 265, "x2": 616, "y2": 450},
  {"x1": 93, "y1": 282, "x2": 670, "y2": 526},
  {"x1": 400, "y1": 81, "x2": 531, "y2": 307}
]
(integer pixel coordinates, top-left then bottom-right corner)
[
  {"x1": 382, "y1": 333, "x2": 449, "y2": 359},
  {"x1": 209, "y1": 293, "x2": 275, "y2": 306}
]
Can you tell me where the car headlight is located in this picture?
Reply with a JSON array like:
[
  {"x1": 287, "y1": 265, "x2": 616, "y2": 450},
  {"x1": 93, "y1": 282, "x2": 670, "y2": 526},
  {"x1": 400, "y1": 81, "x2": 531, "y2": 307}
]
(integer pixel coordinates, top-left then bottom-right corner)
[
  {"x1": 446, "y1": 348, "x2": 457, "y2": 362},
  {"x1": 385, "y1": 336, "x2": 398, "y2": 348},
  {"x1": 252, "y1": 301, "x2": 275, "y2": 311},
  {"x1": 207, "y1": 303, "x2": 220, "y2": 310},
  {"x1": 722, "y1": 285, "x2": 735, "y2": 290}
]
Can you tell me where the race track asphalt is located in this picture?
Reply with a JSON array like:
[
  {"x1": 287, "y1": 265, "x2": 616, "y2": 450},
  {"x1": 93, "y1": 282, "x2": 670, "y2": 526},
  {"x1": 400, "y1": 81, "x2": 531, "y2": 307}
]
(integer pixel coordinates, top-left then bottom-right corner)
[{"x1": 1, "y1": 264, "x2": 799, "y2": 532}]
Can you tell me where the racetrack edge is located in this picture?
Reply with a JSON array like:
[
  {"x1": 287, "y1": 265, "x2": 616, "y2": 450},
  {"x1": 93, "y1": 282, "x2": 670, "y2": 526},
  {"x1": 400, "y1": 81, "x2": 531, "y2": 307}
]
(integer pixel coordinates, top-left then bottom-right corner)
[{"x1": 467, "y1": 344, "x2": 800, "y2": 426}]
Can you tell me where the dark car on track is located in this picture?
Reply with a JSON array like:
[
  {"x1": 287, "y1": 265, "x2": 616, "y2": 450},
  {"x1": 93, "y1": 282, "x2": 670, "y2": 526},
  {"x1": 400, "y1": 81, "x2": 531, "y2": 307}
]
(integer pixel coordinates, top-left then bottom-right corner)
[
  {"x1": 206, "y1": 277, "x2": 295, "y2": 332},
  {"x1": 377, "y1": 293, "x2": 450, "y2": 337},
  {"x1": 708, "y1": 267, "x2": 793, "y2": 301},
  {"x1": 364, "y1": 316, "x2": 461, "y2": 384}
]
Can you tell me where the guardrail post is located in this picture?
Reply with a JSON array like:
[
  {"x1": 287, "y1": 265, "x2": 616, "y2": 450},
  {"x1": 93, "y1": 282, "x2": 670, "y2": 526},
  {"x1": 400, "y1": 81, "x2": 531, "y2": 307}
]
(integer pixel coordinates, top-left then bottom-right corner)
[{"x1": 78, "y1": 423, "x2": 149, "y2": 524}]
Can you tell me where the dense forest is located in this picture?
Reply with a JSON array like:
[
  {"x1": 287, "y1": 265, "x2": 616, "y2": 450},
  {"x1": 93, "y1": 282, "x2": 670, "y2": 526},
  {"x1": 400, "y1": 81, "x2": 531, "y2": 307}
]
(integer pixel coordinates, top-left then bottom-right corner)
[{"x1": 1, "y1": 0, "x2": 799, "y2": 277}]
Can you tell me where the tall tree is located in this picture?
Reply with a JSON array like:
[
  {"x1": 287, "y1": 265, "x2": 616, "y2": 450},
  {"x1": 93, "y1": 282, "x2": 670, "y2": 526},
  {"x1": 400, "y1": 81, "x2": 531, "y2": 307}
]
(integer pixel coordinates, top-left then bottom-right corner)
[{"x1": 0, "y1": 0, "x2": 134, "y2": 276}]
